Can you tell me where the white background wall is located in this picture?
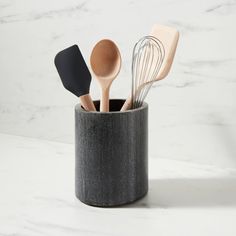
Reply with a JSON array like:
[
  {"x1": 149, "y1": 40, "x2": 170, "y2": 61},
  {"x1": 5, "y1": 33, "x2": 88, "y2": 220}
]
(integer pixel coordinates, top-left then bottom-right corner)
[{"x1": 0, "y1": 0, "x2": 235, "y2": 168}]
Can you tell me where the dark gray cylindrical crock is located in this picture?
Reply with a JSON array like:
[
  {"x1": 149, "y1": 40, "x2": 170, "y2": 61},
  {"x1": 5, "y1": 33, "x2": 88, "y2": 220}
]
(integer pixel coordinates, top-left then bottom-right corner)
[{"x1": 75, "y1": 99, "x2": 148, "y2": 207}]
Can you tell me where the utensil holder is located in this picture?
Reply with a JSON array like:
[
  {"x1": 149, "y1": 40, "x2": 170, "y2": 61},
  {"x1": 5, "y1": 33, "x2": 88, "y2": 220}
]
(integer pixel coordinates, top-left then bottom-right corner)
[{"x1": 75, "y1": 99, "x2": 148, "y2": 207}]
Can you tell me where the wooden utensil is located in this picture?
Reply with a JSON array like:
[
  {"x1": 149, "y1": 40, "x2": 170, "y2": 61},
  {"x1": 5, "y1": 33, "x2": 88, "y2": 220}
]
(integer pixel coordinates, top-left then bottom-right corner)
[
  {"x1": 90, "y1": 39, "x2": 121, "y2": 112},
  {"x1": 54, "y1": 45, "x2": 96, "y2": 111},
  {"x1": 150, "y1": 24, "x2": 179, "y2": 80},
  {"x1": 121, "y1": 25, "x2": 179, "y2": 111}
]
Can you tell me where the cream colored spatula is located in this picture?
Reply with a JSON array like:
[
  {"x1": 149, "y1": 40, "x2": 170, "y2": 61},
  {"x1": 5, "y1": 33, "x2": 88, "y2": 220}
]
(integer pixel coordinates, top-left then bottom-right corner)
[
  {"x1": 150, "y1": 24, "x2": 179, "y2": 80},
  {"x1": 121, "y1": 24, "x2": 179, "y2": 111}
]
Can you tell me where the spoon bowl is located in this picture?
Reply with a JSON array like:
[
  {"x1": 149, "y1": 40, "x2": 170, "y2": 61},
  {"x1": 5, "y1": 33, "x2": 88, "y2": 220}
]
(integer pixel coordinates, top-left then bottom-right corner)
[{"x1": 90, "y1": 39, "x2": 121, "y2": 112}]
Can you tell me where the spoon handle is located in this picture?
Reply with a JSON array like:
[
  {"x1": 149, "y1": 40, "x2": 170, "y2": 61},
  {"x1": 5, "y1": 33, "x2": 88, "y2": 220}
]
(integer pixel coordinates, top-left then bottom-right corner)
[
  {"x1": 100, "y1": 89, "x2": 109, "y2": 112},
  {"x1": 80, "y1": 94, "x2": 96, "y2": 111}
]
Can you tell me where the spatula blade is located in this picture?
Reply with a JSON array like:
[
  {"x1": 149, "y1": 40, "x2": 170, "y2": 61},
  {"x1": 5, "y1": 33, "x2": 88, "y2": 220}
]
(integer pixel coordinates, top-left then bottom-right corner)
[
  {"x1": 54, "y1": 45, "x2": 91, "y2": 97},
  {"x1": 150, "y1": 24, "x2": 179, "y2": 79}
]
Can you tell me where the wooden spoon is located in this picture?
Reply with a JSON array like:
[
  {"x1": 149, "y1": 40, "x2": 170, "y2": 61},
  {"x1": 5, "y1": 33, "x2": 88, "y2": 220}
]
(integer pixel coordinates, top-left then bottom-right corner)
[
  {"x1": 90, "y1": 39, "x2": 121, "y2": 112},
  {"x1": 120, "y1": 25, "x2": 179, "y2": 111}
]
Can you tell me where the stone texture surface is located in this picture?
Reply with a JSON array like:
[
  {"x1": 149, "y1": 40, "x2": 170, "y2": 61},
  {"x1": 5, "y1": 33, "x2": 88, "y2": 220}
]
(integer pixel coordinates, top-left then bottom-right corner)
[{"x1": 75, "y1": 100, "x2": 148, "y2": 206}]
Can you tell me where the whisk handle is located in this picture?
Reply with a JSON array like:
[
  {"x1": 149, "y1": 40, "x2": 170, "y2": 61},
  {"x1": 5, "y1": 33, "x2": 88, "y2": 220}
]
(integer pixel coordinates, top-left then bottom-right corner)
[{"x1": 120, "y1": 97, "x2": 132, "y2": 111}]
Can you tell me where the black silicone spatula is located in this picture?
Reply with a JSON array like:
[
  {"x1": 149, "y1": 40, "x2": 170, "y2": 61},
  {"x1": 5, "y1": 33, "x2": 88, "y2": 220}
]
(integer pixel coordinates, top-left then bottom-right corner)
[{"x1": 54, "y1": 45, "x2": 96, "y2": 111}]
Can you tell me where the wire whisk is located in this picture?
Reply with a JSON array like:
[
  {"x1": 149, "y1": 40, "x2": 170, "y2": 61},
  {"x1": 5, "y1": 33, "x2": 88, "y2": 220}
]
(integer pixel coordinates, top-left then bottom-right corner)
[{"x1": 131, "y1": 36, "x2": 165, "y2": 109}]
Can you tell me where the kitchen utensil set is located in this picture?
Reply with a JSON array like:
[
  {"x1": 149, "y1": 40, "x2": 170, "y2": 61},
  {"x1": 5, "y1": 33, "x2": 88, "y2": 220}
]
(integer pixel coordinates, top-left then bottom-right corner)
[{"x1": 54, "y1": 24, "x2": 179, "y2": 112}]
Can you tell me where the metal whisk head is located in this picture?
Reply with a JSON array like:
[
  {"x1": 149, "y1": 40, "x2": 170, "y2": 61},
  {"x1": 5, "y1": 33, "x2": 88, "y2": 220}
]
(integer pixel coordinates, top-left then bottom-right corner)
[{"x1": 131, "y1": 36, "x2": 165, "y2": 109}]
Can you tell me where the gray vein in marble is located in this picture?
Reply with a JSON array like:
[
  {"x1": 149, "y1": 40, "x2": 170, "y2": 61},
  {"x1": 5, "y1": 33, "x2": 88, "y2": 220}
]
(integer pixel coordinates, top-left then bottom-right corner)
[
  {"x1": 32, "y1": 2, "x2": 88, "y2": 20},
  {"x1": 51, "y1": 33, "x2": 63, "y2": 41},
  {"x1": 206, "y1": 0, "x2": 236, "y2": 13},
  {"x1": 155, "y1": 116, "x2": 235, "y2": 128},
  {"x1": 0, "y1": 103, "x2": 67, "y2": 122},
  {"x1": 180, "y1": 58, "x2": 236, "y2": 68},
  {"x1": 0, "y1": 1, "x2": 89, "y2": 24},
  {"x1": 23, "y1": 226, "x2": 45, "y2": 236},
  {"x1": 33, "y1": 196, "x2": 77, "y2": 208},
  {"x1": 0, "y1": 233, "x2": 29, "y2": 236},
  {"x1": 0, "y1": 3, "x2": 11, "y2": 10},
  {"x1": 27, "y1": 221, "x2": 114, "y2": 236},
  {"x1": 0, "y1": 14, "x2": 19, "y2": 24},
  {"x1": 182, "y1": 71, "x2": 207, "y2": 78},
  {"x1": 169, "y1": 20, "x2": 214, "y2": 33},
  {"x1": 206, "y1": 4, "x2": 224, "y2": 12},
  {"x1": 152, "y1": 80, "x2": 200, "y2": 88}
]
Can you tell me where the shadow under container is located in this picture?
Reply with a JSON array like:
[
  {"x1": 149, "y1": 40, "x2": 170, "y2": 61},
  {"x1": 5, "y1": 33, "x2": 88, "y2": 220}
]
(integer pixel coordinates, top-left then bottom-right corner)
[{"x1": 75, "y1": 99, "x2": 148, "y2": 207}]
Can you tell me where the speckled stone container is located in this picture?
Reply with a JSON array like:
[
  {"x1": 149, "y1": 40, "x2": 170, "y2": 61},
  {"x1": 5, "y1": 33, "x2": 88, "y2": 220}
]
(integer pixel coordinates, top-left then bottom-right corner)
[{"x1": 75, "y1": 99, "x2": 148, "y2": 207}]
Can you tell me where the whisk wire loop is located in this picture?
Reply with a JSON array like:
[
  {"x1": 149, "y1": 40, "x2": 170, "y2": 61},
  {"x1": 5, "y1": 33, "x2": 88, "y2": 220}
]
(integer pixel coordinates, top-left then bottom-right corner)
[{"x1": 131, "y1": 36, "x2": 165, "y2": 109}]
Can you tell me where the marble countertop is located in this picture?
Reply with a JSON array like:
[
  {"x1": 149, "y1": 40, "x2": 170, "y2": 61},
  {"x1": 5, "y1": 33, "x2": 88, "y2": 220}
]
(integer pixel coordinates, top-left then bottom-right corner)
[{"x1": 1, "y1": 133, "x2": 236, "y2": 236}]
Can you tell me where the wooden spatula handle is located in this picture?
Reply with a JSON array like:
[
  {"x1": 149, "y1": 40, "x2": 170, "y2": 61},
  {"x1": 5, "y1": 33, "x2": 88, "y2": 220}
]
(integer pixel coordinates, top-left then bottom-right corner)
[
  {"x1": 120, "y1": 97, "x2": 132, "y2": 111},
  {"x1": 80, "y1": 94, "x2": 96, "y2": 111}
]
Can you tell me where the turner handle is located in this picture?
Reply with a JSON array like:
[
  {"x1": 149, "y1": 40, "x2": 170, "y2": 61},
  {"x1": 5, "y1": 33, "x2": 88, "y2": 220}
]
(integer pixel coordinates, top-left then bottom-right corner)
[
  {"x1": 120, "y1": 96, "x2": 132, "y2": 111},
  {"x1": 80, "y1": 94, "x2": 96, "y2": 111}
]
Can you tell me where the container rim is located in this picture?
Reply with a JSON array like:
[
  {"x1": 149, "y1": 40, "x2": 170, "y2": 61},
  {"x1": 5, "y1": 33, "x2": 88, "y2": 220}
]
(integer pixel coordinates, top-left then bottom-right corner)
[{"x1": 75, "y1": 99, "x2": 148, "y2": 114}]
